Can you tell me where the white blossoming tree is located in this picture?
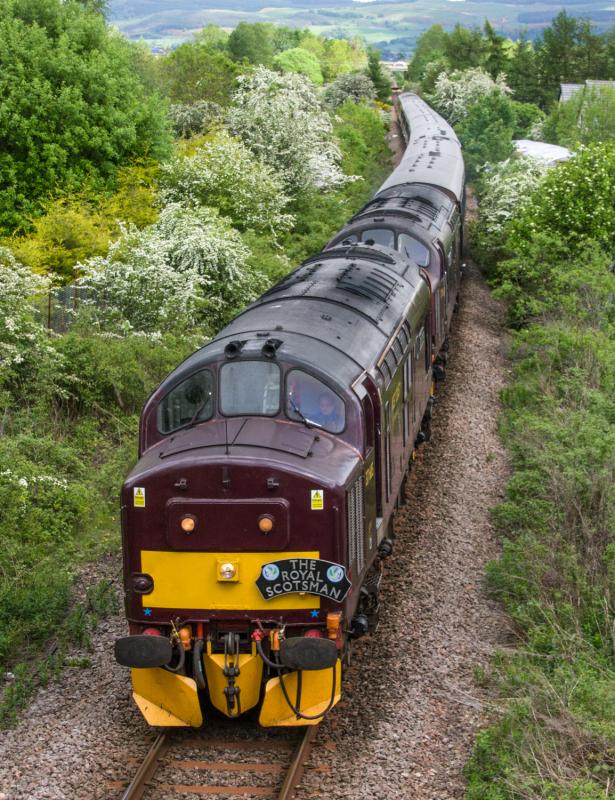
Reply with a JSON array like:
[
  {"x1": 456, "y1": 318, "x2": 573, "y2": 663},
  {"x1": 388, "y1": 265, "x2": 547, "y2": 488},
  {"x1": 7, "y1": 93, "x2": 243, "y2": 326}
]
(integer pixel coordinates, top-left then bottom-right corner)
[
  {"x1": 0, "y1": 248, "x2": 56, "y2": 383},
  {"x1": 77, "y1": 205, "x2": 265, "y2": 334},
  {"x1": 159, "y1": 131, "x2": 294, "y2": 236},
  {"x1": 324, "y1": 72, "x2": 376, "y2": 109},
  {"x1": 430, "y1": 68, "x2": 511, "y2": 125},
  {"x1": 473, "y1": 156, "x2": 548, "y2": 269},
  {"x1": 227, "y1": 67, "x2": 352, "y2": 196}
]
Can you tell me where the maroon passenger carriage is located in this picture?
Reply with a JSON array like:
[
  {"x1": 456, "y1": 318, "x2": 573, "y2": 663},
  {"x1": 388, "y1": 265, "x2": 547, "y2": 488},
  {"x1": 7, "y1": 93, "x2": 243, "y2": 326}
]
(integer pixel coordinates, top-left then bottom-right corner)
[{"x1": 114, "y1": 93, "x2": 465, "y2": 728}]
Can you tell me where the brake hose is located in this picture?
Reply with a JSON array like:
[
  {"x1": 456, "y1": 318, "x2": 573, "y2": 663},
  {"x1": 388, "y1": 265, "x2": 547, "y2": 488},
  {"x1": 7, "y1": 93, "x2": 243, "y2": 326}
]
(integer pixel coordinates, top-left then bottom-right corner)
[{"x1": 254, "y1": 638, "x2": 337, "y2": 721}]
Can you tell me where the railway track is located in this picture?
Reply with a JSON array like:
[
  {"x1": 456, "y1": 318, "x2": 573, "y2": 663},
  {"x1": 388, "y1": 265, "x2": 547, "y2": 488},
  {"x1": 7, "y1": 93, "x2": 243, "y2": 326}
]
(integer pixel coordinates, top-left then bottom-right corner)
[{"x1": 115, "y1": 725, "x2": 317, "y2": 800}]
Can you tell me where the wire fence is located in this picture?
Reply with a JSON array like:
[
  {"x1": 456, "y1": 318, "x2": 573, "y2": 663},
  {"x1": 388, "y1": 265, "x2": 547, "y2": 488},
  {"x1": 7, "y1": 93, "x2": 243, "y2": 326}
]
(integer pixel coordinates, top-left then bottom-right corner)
[{"x1": 34, "y1": 284, "x2": 92, "y2": 333}]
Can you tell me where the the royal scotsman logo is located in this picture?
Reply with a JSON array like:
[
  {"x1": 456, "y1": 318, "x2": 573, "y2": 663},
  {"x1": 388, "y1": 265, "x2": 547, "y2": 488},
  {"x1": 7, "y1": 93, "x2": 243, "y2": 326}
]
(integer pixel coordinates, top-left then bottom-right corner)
[{"x1": 255, "y1": 558, "x2": 352, "y2": 602}]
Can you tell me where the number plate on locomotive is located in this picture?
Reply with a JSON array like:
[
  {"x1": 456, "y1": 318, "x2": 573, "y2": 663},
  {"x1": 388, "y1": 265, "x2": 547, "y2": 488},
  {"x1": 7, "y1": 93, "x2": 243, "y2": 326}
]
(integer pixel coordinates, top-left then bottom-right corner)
[{"x1": 256, "y1": 558, "x2": 351, "y2": 602}]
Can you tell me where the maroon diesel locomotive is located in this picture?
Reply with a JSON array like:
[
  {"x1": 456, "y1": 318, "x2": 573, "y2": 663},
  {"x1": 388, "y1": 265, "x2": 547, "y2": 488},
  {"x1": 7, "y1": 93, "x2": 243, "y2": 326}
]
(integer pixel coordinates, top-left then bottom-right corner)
[{"x1": 114, "y1": 93, "x2": 465, "y2": 728}]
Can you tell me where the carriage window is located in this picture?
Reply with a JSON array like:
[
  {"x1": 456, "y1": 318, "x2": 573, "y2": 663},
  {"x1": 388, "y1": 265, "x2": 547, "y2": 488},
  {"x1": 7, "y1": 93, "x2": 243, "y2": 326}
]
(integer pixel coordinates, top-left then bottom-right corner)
[
  {"x1": 286, "y1": 371, "x2": 345, "y2": 433},
  {"x1": 361, "y1": 228, "x2": 395, "y2": 248},
  {"x1": 157, "y1": 370, "x2": 214, "y2": 434},
  {"x1": 339, "y1": 234, "x2": 358, "y2": 245},
  {"x1": 220, "y1": 362, "x2": 280, "y2": 416},
  {"x1": 399, "y1": 234, "x2": 430, "y2": 267}
]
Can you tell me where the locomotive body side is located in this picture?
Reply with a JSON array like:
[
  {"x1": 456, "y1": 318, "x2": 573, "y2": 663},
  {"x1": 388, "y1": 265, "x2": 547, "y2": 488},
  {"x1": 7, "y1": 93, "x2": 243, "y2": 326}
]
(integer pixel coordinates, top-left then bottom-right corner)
[{"x1": 115, "y1": 93, "x2": 464, "y2": 729}]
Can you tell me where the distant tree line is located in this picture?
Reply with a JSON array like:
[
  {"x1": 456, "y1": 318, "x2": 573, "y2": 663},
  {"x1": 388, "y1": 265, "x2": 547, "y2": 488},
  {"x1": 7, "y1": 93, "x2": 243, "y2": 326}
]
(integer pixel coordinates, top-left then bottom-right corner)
[{"x1": 407, "y1": 12, "x2": 615, "y2": 108}]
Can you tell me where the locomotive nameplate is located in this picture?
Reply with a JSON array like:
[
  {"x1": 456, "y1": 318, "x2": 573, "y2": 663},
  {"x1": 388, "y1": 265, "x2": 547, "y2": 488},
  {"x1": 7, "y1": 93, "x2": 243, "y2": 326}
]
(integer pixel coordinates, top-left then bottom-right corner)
[{"x1": 256, "y1": 558, "x2": 351, "y2": 602}]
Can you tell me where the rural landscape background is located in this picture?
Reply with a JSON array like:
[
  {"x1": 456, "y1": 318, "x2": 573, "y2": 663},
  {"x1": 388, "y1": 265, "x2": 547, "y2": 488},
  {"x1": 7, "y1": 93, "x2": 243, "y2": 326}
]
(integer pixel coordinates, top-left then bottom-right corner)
[{"x1": 109, "y1": 0, "x2": 615, "y2": 54}]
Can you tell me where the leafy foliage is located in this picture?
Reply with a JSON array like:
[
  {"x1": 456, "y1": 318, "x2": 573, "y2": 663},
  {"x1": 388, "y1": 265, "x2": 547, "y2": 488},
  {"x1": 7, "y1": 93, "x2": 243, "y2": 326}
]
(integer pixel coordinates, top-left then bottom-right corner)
[
  {"x1": 456, "y1": 93, "x2": 516, "y2": 179},
  {"x1": 227, "y1": 67, "x2": 351, "y2": 196},
  {"x1": 0, "y1": 0, "x2": 171, "y2": 233},
  {"x1": 325, "y1": 73, "x2": 376, "y2": 109},
  {"x1": 543, "y1": 86, "x2": 615, "y2": 148},
  {"x1": 77, "y1": 204, "x2": 264, "y2": 334},
  {"x1": 157, "y1": 45, "x2": 241, "y2": 105},
  {"x1": 160, "y1": 131, "x2": 293, "y2": 235},
  {"x1": 430, "y1": 68, "x2": 511, "y2": 125},
  {"x1": 0, "y1": 249, "x2": 55, "y2": 387},
  {"x1": 168, "y1": 102, "x2": 224, "y2": 139},
  {"x1": 471, "y1": 156, "x2": 549, "y2": 273},
  {"x1": 4, "y1": 164, "x2": 159, "y2": 280},
  {"x1": 366, "y1": 49, "x2": 391, "y2": 102},
  {"x1": 273, "y1": 47, "x2": 323, "y2": 85}
]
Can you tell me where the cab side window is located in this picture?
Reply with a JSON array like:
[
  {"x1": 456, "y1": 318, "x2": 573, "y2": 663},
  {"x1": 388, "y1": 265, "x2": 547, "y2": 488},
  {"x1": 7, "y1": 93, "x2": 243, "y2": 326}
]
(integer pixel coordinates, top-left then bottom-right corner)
[
  {"x1": 286, "y1": 371, "x2": 345, "y2": 433},
  {"x1": 399, "y1": 234, "x2": 430, "y2": 267},
  {"x1": 157, "y1": 370, "x2": 214, "y2": 434}
]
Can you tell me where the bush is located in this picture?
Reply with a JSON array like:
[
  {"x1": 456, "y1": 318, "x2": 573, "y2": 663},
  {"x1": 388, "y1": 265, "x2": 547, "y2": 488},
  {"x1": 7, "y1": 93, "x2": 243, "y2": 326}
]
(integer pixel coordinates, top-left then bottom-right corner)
[
  {"x1": 159, "y1": 131, "x2": 294, "y2": 235},
  {"x1": 471, "y1": 156, "x2": 548, "y2": 273},
  {"x1": 227, "y1": 67, "x2": 352, "y2": 196},
  {"x1": 324, "y1": 73, "x2": 376, "y2": 109},
  {"x1": 77, "y1": 204, "x2": 264, "y2": 334},
  {"x1": 273, "y1": 47, "x2": 324, "y2": 85},
  {"x1": 508, "y1": 144, "x2": 615, "y2": 253},
  {"x1": 429, "y1": 67, "x2": 511, "y2": 124},
  {"x1": 456, "y1": 93, "x2": 516, "y2": 179}
]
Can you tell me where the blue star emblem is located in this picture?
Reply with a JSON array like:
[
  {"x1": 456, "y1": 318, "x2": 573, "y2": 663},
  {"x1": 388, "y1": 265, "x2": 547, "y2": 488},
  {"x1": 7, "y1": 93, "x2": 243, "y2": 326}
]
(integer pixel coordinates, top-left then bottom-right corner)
[
  {"x1": 310, "y1": 609, "x2": 319, "y2": 618},
  {"x1": 143, "y1": 608, "x2": 152, "y2": 617}
]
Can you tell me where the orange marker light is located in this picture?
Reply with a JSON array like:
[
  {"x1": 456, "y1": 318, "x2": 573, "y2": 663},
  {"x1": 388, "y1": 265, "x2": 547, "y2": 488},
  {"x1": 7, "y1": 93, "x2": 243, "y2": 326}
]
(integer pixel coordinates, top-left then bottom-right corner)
[
  {"x1": 258, "y1": 515, "x2": 274, "y2": 534},
  {"x1": 180, "y1": 516, "x2": 196, "y2": 533}
]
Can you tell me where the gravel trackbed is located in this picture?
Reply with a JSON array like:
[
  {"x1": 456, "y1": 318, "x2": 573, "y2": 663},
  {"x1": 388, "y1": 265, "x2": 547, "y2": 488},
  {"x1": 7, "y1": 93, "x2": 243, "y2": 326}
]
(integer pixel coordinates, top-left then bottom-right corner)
[{"x1": 0, "y1": 261, "x2": 508, "y2": 800}]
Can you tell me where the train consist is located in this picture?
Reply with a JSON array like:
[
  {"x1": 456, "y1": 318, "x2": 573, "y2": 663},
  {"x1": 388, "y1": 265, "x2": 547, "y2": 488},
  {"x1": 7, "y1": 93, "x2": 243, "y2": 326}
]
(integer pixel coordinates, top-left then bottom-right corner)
[{"x1": 114, "y1": 93, "x2": 465, "y2": 728}]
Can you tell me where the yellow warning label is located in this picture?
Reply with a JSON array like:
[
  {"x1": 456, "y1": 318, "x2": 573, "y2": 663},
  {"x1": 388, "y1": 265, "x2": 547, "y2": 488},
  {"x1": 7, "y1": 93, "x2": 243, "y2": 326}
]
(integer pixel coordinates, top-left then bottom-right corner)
[
  {"x1": 310, "y1": 489, "x2": 324, "y2": 510},
  {"x1": 365, "y1": 462, "x2": 375, "y2": 485},
  {"x1": 134, "y1": 487, "x2": 146, "y2": 508}
]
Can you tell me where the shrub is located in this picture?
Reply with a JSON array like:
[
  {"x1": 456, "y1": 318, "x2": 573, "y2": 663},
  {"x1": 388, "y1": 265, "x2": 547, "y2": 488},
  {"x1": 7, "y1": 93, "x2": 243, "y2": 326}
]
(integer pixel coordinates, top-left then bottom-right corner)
[
  {"x1": 228, "y1": 67, "x2": 352, "y2": 196},
  {"x1": 324, "y1": 73, "x2": 376, "y2": 109},
  {"x1": 159, "y1": 131, "x2": 294, "y2": 235},
  {"x1": 168, "y1": 101, "x2": 224, "y2": 138},
  {"x1": 429, "y1": 67, "x2": 511, "y2": 124},
  {"x1": 77, "y1": 204, "x2": 264, "y2": 334}
]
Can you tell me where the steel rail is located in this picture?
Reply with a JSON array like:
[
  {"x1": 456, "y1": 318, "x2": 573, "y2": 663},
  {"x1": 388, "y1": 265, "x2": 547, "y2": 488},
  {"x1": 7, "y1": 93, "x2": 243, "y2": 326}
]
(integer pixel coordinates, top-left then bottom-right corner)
[
  {"x1": 277, "y1": 726, "x2": 317, "y2": 800},
  {"x1": 121, "y1": 731, "x2": 169, "y2": 800}
]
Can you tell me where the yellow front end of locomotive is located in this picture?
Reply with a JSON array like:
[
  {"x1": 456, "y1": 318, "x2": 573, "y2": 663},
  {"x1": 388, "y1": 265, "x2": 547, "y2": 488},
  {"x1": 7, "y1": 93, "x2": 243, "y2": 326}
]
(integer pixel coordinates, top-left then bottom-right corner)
[{"x1": 130, "y1": 549, "x2": 341, "y2": 727}]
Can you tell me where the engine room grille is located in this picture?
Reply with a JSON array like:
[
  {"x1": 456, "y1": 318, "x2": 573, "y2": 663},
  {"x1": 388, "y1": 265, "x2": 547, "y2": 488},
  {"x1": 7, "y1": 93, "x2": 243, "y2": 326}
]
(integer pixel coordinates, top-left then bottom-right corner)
[{"x1": 347, "y1": 476, "x2": 365, "y2": 572}]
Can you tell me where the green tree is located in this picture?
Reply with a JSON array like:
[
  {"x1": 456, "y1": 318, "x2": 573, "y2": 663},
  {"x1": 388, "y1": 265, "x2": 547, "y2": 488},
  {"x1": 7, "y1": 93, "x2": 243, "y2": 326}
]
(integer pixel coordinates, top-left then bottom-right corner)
[
  {"x1": 366, "y1": 48, "x2": 391, "y2": 102},
  {"x1": 510, "y1": 100, "x2": 545, "y2": 138},
  {"x1": 456, "y1": 93, "x2": 516, "y2": 178},
  {"x1": 228, "y1": 22, "x2": 275, "y2": 66},
  {"x1": 0, "y1": 0, "x2": 170, "y2": 233},
  {"x1": 406, "y1": 24, "x2": 449, "y2": 84},
  {"x1": 507, "y1": 34, "x2": 543, "y2": 105},
  {"x1": 483, "y1": 20, "x2": 509, "y2": 79},
  {"x1": 193, "y1": 23, "x2": 228, "y2": 52},
  {"x1": 159, "y1": 44, "x2": 241, "y2": 105},
  {"x1": 536, "y1": 11, "x2": 582, "y2": 104},
  {"x1": 543, "y1": 86, "x2": 615, "y2": 147},
  {"x1": 444, "y1": 24, "x2": 486, "y2": 71},
  {"x1": 273, "y1": 47, "x2": 323, "y2": 85},
  {"x1": 576, "y1": 19, "x2": 608, "y2": 78}
]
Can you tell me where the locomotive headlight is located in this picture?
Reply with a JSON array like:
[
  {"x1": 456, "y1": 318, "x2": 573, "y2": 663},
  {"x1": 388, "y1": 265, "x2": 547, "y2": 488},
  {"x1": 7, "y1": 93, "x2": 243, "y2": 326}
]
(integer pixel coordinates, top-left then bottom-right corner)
[
  {"x1": 180, "y1": 515, "x2": 196, "y2": 533},
  {"x1": 258, "y1": 514, "x2": 274, "y2": 534},
  {"x1": 218, "y1": 560, "x2": 239, "y2": 582}
]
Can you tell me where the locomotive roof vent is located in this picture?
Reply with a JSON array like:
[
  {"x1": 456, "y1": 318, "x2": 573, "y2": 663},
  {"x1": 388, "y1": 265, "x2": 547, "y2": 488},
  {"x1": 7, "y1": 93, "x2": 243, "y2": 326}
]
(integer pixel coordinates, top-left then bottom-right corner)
[{"x1": 224, "y1": 340, "x2": 246, "y2": 359}]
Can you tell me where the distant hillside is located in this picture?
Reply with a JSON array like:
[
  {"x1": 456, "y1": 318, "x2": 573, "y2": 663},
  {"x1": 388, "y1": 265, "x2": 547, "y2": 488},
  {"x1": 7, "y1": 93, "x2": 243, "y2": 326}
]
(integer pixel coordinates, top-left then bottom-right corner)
[{"x1": 108, "y1": 0, "x2": 615, "y2": 56}]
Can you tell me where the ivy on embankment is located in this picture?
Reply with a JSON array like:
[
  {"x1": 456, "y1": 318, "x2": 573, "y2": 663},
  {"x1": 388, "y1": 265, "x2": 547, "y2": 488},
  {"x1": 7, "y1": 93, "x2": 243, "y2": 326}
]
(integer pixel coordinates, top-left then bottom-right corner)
[{"x1": 465, "y1": 146, "x2": 615, "y2": 798}]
